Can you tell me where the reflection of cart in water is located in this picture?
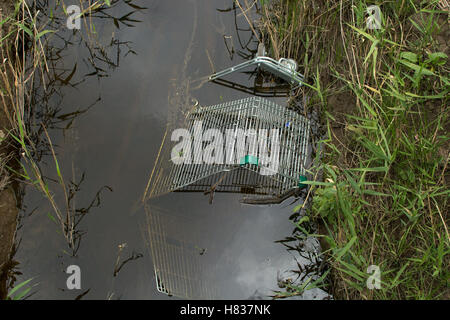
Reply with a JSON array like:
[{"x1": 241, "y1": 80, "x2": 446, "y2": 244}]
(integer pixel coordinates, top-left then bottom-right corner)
[{"x1": 144, "y1": 206, "x2": 218, "y2": 299}]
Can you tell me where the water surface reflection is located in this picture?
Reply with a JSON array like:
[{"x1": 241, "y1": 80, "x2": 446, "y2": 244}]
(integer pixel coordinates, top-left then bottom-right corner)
[{"x1": 15, "y1": 0, "x2": 329, "y2": 299}]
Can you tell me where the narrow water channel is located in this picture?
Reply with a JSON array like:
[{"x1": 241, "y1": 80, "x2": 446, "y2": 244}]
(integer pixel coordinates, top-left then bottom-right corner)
[{"x1": 15, "y1": 0, "x2": 330, "y2": 299}]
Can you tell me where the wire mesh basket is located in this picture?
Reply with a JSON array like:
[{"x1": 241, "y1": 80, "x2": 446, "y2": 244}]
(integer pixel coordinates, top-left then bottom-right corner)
[{"x1": 144, "y1": 96, "x2": 310, "y2": 202}]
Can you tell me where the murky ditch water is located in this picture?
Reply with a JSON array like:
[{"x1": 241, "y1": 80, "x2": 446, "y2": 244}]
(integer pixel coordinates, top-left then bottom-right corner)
[{"x1": 14, "y1": 0, "x2": 329, "y2": 299}]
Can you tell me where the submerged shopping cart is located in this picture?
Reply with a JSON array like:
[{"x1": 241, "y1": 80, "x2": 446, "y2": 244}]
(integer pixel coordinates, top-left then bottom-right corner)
[
  {"x1": 146, "y1": 96, "x2": 310, "y2": 204},
  {"x1": 144, "y1": 49, "x2": 310, "y2": 204}
]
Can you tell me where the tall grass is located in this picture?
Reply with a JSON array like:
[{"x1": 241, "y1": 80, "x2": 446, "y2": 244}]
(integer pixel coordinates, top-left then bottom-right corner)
[
  {"x1": 0, "y1": 0, "x2": 116, "y2": 255},
  {"x1": 260, "y1": 0, "x2": 449, "y2": 299}
]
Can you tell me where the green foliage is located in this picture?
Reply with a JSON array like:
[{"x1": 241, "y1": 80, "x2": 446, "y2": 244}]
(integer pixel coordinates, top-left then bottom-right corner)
[
  {"x1": 264, "y1": 0, "x2": 449, "y2": 299},
  {"x1": 6, "y1": 278, "x2": 35, "y2": 300}
]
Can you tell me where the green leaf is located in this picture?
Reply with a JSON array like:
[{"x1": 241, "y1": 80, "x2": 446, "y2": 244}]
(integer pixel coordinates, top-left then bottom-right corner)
[
  {"x1": 397, "y1": 59, "x2": 435, "y2": 76},
  {"x1": 13, "y1": 287, "x2": 31, "y2": 300},
  {"x1": 426, "y1": 52, "x2": 447, "y2": 65},
  {"x1": 363, "y1": 189, "x2": 390, "y2": 197},
  {"x1": 364, "y1": 40, "x2": 379, "y2": 64},
  {"x1": 347, "y1": 24, "x2": 376, "y2": 42},
  {"x1": 400, "y1": 52, "x2": 418, "y2": 63},
  {"x1": 335, "y1": 236, "x2": 357, "y2": 261},
  {"x1": 47, "y1": 212, "x2": 58, "y2": 224},
  {"x1": 17, "y1": 23, "x2": 33, "y2": 37},
  {"x1": 36, "y1": 29, "x2": 55, "y2": 40},
  {"x1": 389, "y1": 262, "x2": 409, "y2": 289},
  {"x1": 7, "y1": 278, "x2": 33, "y2": 299}
]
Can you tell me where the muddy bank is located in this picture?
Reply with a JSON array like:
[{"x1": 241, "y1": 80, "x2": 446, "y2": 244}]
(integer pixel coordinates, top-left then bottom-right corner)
[{"x1": 0, "y1": 0, "x2": 19, "y2": 300}]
